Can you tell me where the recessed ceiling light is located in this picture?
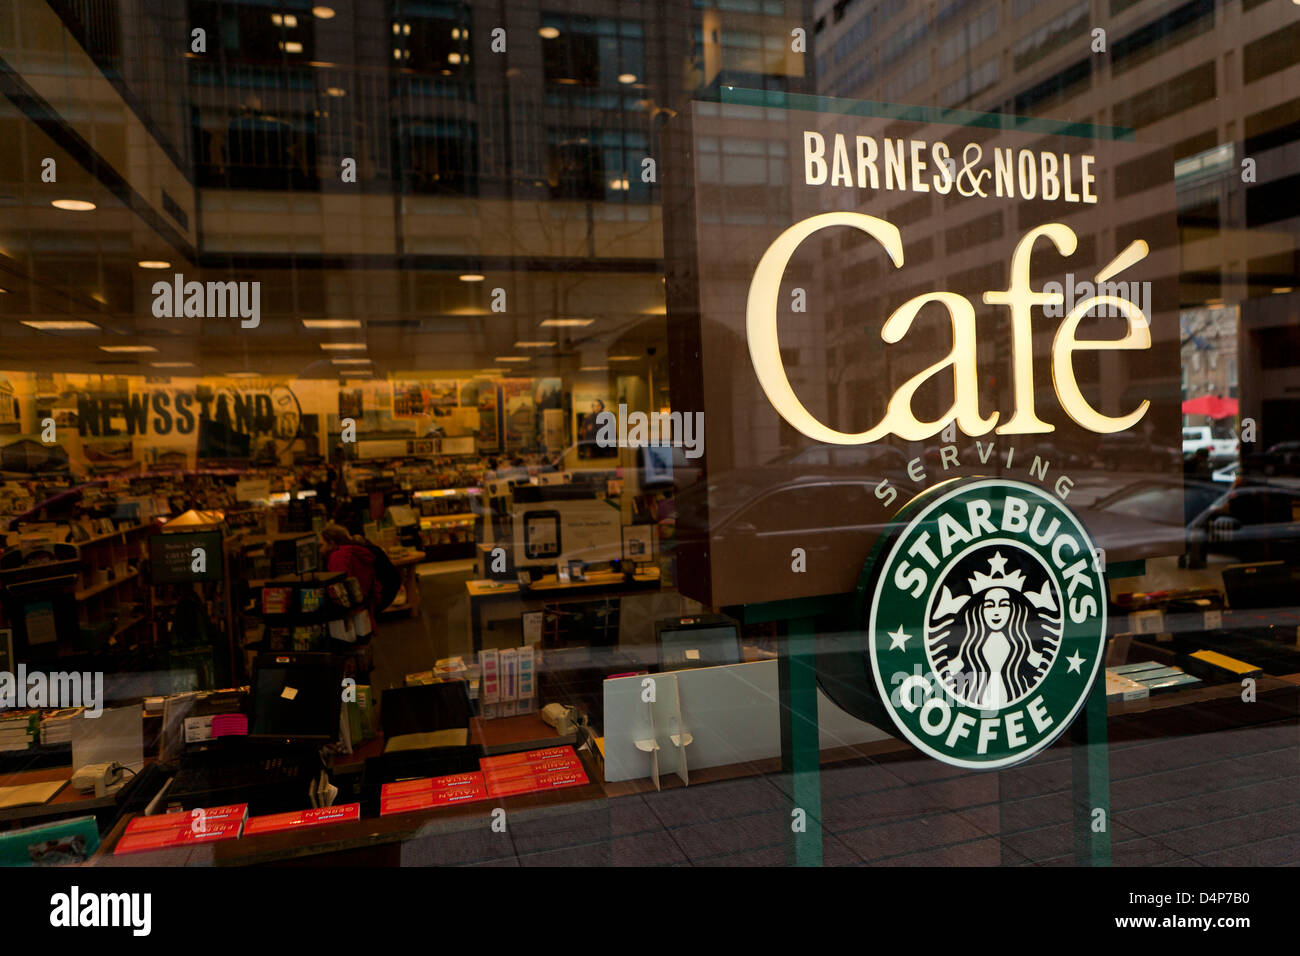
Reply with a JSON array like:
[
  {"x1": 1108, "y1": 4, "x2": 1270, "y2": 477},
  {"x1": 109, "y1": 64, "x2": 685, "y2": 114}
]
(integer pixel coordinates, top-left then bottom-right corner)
[
  {"x1": 319, "y1": 342, "x2": 367, "y2": 350},
  {"x1": 312, "y1": 6, "x2": 335, "y2": 19},
  {"x1": 539, "y1": 26, "x2": 560, "y2": 39},
  {"x1": 459, "y1": 273, "x2": 485, "y2": 282},
  {"x1": 540, "y1": 318, "x2": 593, "y2": 327},
  {"x1": 150, "y1": 361, "x2": 196, "y2": 368},
  {"x1": 608, "y1": 355, "x2": 640, "y2": 361},
  {"x1": 271, "y1": 13, "x2": 298, "y2": 27},
  {"x1": 1273, "y1": 287, "x2": 1293, "y2": 294},
  {"x1": 51, "y1": 199, "x2": 96, "y2": 211},
  {"x1": 302, "y1": 319, "x2": 361, "y2": 329},
  {"x1": 331, "y1": 358, "x2": 372, "y2": 365},
  {"x1": 99, "y1": 345, "x2": 158, "y2": 353},
  {"x1": 280, "y1": 40, "x2": 304, "y2": 53},
  {"x1": 326, "y1": 87, "x2": 346, "y2": 97},
  {"x1": 22, "y1": 320, "x2": 99, "y2": 330},
  {"x1": 609, "y1": 177, "x2": 630, "y2": 190},
  {"x1": 448, "y1": 52, "x2": 462, "y2": 64},
  {"x1": 581, "y1": 366, "x2": 610, "y2": 371},
  {"x1": 618, "y1": 73, "x2": 637, "y2": 84},
  {"x1": 137, "y1": 260, "x2": 171, "y2": 269},
  {"x1": 495, "y1": 356, "x2": 530, "y2": 363},
  {"x1": 514, "y1": 341, "x2": 556, "y2": 348},
  {"x1": 227, "y1": 371, "x2": 261, "y2": 378}
]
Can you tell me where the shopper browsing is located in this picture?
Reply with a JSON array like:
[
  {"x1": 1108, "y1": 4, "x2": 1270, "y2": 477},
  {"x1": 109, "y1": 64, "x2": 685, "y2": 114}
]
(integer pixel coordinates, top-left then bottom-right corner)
[{"x1": 320, "y1": 524, "x2": 383, "y2": 636}]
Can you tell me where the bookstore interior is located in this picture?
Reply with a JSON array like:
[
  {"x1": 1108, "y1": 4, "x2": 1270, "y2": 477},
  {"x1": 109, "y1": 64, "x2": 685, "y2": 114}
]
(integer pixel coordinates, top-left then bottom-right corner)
[{"x1": 0, "y1": 0, "x2": 1298, "y2": 871}]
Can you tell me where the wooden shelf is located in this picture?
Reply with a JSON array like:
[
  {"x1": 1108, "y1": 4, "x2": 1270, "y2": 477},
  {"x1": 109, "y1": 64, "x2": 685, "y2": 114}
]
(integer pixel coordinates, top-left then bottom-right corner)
[
  {"x1": 75, "y1": 569, "x2": 139, "y2": 601},
  {"x1": 73, "y1": 522, "x2": 151, "y2": 546},
  {"x1": 419, "y1": 513, "x2": 478, "y2": 524}
]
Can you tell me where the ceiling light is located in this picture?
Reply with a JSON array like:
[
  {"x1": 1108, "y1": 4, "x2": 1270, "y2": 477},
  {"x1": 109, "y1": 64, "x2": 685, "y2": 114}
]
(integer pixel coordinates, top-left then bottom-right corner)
[
  {"x1": 581, "y1": 366, "x2": 610, "y2": 372},
  {"x1": 459, "y1": 273, "x2": 485, "y2": 282},
  {"x1": 539, "y1": 26, "x2": 560, "y2": 39},
  {"x1": 448, "y1": 52, "x2": 462, "y2": 64},
  {"x1": 227, "y1": 371, "x2": 261, "y2": 378},
  {"x1": 137, "y1": 260, "x2": 171, "y2": 269},
  {"x1": 312, "y1": 6, "x2": 335, "y2": 19},
  {"x1": 319, "y1": 342, "x2": 367, "y2": 350},
  {"x1": 514, "y1": 341, "x2": 556, "y2": 348},
  {"x1": 494, "y1": 356, "x2": 530, "y2": 363},
  {"x1": 150, "y1": 361, "x2": 196, "y2": 368},
  {"x1": 609, "y1": 177, "x2": 629, "y2": 190},
  {"x1": 541, "y1": 318, "x2": 593, "y2": 327},
  {"x1": 302, "y1": 319, "x2": 361, "y2": 328},
  {"x1": 326, "y1": 87, "x2": 346, "y2": 97},
  {"x1": 1273, "y1": 287, "x2": 1293, "y2": 294},
  {"x1": 618, "y1": 73, "x2": 637, "y2": 84},
  {"x1": 51, "y1": 199, "x2": 96, "y2": 211},
  {"x1": 608, "y1": 355, "x2": 640, "y2": 361},
  {"x1": 22, "y1": 320, "x2": 99, "y2": 331},
  {"x1": 271, "y1": 13, "x2": 298, "y2": 27},
  {"x1": 99, "y1": 345, "x2": 158, "y2": 353},
  {"x1": 331, "y1": 358, "x2": 372, "y2": 365},
  {"x1": 280, "y1": 41, "x2": 304, "y2": 53}
]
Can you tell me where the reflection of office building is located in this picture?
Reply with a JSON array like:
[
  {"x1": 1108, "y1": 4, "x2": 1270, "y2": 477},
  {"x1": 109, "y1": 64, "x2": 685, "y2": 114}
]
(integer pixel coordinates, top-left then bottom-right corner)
[
  {"x1": 1, "y1": 0, "x2": 809, "y2": 417},
  {"x1": 813, "y1": 0, "x2": 1298, "y2": 451}
]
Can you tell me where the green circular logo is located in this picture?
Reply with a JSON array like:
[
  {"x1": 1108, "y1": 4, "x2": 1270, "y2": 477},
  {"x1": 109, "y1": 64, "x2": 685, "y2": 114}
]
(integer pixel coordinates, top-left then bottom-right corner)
[{"x1": 864, "y1": 478, "x2": 1106, "y2": 769}]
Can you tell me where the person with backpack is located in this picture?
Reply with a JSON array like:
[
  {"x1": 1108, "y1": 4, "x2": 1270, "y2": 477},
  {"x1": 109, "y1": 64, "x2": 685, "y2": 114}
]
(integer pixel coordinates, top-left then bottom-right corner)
[{"x1": 320, "y1": 523, "x2": 399, "y2": 636}]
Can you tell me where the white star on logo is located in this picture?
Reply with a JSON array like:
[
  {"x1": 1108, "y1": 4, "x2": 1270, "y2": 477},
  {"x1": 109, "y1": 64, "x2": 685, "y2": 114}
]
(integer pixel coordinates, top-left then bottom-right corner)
[
  {"x1": 887, "y1": 626, "x2": 911, "y2": 651},
  {"x1": 987, "y1": 551, "x2": 1009, "y2": 576},
  {"x1": 1066, "y1": 650, "x2": 1085, "y2": 673}
]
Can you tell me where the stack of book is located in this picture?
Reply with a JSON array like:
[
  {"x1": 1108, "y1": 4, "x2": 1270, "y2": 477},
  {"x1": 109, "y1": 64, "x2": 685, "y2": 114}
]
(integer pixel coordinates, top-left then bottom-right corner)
[
  {"x1": 114, "y1": 804, "x2": 248, "y2": 855},
  {"x1": 39, "y1": 708, "x2": 85, "y2": 745},
  {"x1": 380, "y1": 773, "x2": 488, "y2": 815},
  {"x1": 0, "y1": 711, "x2": 38, "y2": 752},
  {"x1": 481, "y1": 746, "x2": 589, "y2": 797}
]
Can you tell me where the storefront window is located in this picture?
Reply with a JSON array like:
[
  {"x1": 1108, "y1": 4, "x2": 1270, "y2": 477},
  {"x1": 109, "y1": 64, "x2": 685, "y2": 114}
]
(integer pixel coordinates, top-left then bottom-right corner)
[{"x1": 0, "y1": 0, "x2": 1296, "y2": 913}]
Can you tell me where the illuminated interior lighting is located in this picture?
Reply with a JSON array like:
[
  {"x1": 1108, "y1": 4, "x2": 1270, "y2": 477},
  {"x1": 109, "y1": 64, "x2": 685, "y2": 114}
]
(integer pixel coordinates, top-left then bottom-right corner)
[
  {"x1": 51, "y1": 199, "x2": 96, "y2": 211},
  {"x1": 302, "y1": 319, "x2": 361, "y2": 328},
  {"x1": 618, "y1": 73, "x2": 637, "y2": 84},
  {"x1": 137, "y1": 260, "x2": 171, "y2": 269},
  {"x1": 99, "y1": 345, "x2": 158, "y2": 353},
  {"x1": 539, "y1": 26, "x2": 560, "y2": 39},
  {"x1": 514, "y1": 341, "x2": 556, "y2": 348},
  {"x1": 331, "y1": 358, "x2": 372, "y2": 365},
  {"x1": 540, "y1": 318, "x2": 593, "y2": 327},
  {"x1": 150, "y1": 361, "x2": 196, "y2": 368},
  {"x1": 459, "y1": 274, "x2": 485, "y2": 282},
  {"x1": 494, "y1": 356, "x2": 530, "y2": 363},
  {"x1": 319, "y1": 343, "x2": 367, "y2": 350},
  {"x1": 22, "y1": 320, "x2": 99, "y2": 330},
  {"x1": 312, "y1": 6, "x2": 335, "y2": 19}
]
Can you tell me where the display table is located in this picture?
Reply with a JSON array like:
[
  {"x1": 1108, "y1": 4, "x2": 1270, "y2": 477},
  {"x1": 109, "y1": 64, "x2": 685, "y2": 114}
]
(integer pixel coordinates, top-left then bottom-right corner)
[{"x1": 381, "y1": 550, "x2": 424, "y2": 618}]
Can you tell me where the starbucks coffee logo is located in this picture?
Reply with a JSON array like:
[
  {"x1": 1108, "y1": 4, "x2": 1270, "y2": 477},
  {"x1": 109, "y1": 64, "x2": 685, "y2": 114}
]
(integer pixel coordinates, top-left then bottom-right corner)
[{"x1": 865, "y1": 478, "x2": 1105, "y2": 769}]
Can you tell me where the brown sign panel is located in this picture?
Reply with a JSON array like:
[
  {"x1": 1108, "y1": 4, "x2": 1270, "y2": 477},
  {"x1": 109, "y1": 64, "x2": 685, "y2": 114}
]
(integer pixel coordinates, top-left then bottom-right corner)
[{"x1": 665, "y1": 94, "x2": 1180, "y2": 608}]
